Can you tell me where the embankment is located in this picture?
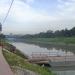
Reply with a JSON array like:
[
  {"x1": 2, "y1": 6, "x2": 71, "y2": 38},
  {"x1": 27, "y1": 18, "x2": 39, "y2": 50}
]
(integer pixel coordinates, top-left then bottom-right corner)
[{"x1": 2, "y1": 41, "x2": 53, "y2": 75}]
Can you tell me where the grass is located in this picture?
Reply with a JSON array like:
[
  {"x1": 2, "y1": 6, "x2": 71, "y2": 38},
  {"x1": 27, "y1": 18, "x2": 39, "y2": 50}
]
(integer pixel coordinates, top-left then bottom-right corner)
[
  {"x1": 3, "y1": 50, "x2": 53, "y2": 75},
  {"x1": 2, "y1": 41, "x2": 28, "y2": 59},
  {"x1": 25, "y1": 37, "x2": 75, "y2": 45}
]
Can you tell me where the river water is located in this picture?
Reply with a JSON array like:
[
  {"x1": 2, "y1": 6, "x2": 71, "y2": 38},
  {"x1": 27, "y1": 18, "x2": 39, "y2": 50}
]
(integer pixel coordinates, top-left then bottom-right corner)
[
  {"x1": 8, "y1": 38, "x2": 75, "y2": 75},
  {"x1": 11, "y1": 42, "x2": 74, "y2": 57}
]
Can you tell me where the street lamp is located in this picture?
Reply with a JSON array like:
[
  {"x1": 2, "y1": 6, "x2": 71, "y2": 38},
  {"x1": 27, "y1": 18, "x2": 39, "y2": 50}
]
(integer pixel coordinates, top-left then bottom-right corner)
[
  {"x1": 0, "y1": 23, "x2": 3, "y2": 50},
  {"x1": 0, "y1": 23, "x2": 2, "y2": 34}
]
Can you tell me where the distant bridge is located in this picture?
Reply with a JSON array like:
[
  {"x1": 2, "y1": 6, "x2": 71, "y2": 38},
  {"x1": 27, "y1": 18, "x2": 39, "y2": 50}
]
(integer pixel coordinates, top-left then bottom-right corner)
[{"x1": 28, "y1": 52, "x2": 75, "y2": 67}]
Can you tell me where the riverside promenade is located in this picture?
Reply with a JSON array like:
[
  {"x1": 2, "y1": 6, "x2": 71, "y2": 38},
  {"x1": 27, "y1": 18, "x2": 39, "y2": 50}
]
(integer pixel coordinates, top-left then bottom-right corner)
[{"x1": 0, "y1": 47, "x2": 14, "y2": 75}]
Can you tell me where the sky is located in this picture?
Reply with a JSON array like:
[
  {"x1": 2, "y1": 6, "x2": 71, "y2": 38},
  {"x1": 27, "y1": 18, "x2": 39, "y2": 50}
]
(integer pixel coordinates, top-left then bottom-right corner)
[{"x1": 0, "y1": 0, "x2": 75, "y2": 34}]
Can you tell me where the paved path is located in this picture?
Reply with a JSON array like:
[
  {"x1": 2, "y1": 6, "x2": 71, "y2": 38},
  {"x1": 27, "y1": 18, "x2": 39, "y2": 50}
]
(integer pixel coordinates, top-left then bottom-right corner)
[{"x1": 0, "y1": 46, "x2": 14, "y2": 75}]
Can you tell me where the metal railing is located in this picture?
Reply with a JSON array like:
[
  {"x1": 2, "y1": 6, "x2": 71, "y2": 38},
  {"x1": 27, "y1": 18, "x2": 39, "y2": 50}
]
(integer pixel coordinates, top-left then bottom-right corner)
[{"x1": 30, "y1": 52, "x2": 75, "y2": 62}]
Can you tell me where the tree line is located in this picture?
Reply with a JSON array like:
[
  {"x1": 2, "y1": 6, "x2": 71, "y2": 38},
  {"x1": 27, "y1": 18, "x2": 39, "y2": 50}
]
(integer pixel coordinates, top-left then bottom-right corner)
[{"x1": 21, "y1": 27, "x2": 75, "y2": 38}]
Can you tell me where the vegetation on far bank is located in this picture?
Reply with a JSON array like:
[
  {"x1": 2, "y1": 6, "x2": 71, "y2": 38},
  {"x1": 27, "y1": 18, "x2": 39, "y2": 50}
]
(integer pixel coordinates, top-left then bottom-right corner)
[
  {"x1": 13, "y1": 27, "x2": 75, "y2": 45},
  {"x1": 3, "y1": 50, "x2": 53, "y2": 75},
  {"x1": 20, "y1": 27, "x2": 75, "y2": 38},
  {"x1": 25, "y1": 37, "x2": 75, "y2": 45}
]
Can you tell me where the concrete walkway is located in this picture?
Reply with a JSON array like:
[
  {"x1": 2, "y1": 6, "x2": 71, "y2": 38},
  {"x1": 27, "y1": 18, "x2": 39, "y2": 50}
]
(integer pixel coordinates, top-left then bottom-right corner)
[{"x1": 0, "y1": 46, "x2": 14, "y2": 75}]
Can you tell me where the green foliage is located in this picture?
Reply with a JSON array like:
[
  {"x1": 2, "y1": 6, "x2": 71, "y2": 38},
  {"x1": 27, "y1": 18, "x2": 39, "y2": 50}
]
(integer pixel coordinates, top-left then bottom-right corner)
[
  {"x1": 2, "y1": 42, "x2": 28, "y2": 59},
  {"x1": 3, "y1": 50, "x2": 53, "y2": 75},
  {"x1": 25, "y1": 37, "x2": 75, "y2": 45},
  {"x1": 22, "y1": 27, "x2": 75, "y2": 38}
]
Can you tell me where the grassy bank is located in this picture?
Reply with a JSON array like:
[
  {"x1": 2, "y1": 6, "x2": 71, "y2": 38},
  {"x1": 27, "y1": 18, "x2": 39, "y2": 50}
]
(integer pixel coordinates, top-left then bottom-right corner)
[
  {"x1": 2, "y1": 41, "x2": 28, "y2": 59},
  {"x1": 3, "y1": 50, "x2": 53, "y2": 75},
  {"x1": 24, "y1": 37, "x2": 75, "y2": 45}
]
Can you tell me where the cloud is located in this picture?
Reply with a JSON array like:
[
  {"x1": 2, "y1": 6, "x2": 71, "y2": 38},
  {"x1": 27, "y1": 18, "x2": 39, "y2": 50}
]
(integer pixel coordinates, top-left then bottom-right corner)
[
  {"x1": 57, "y1": 0, "x2": 75, "y2": 19},
  {"x1": 0, "y1": 0, "x2": 11, "y2": 21},
  {"x1": 1, "y1": 0, "x2": 57, "y2": 34},
  {"x1": 26, "y1": 0, "x2": 34, "y2": 4},
  {"x1": 20, "y1": 0, "x2": 34, "y2": 5},
  {"x1": 57, "y1": 0, "x2": 64, "y2": 3},
  {"x1": 1, "y1": 0, "x2": 75, "y2": 34},
  {"x1": 3, "y1": 0, "x2": 57, "y2": 23},
  {"x1": 1, "y1": 0, "x2": 75, "y2": 24}
]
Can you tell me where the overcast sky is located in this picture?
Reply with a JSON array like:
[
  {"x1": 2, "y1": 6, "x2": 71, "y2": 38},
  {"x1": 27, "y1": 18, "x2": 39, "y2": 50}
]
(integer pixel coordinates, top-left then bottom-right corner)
[{"x1": 0, "y1": 0, "x2": 75, "y2": 34}]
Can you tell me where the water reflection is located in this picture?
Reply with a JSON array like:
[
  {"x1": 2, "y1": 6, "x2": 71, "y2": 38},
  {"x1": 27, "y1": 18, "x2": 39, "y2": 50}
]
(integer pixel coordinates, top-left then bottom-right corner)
[
  {"x1": 54, "y1": 70, "x2": 75, "y2": 75},
  {"x1": 7, "y1": 38, "x2": 75, "y2": 75},
  {"x1": 10, "y1": 42, "x2": 74, "y2": 57},
  {"x1": 7, "y1": 38, "x2": 75, "y2": 53},
  {"x1": 52, "y1": 66, "x2": 75, "y2": 75}
]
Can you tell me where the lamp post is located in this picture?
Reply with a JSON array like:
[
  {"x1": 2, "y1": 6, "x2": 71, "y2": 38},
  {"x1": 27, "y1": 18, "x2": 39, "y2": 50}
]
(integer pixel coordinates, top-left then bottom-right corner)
[
  {"x1": 0, "y1": 23, "x2": 3, "y2": 50},
  {"x1": 0, "y1": 23, "x2": 2, "y2": 34}
]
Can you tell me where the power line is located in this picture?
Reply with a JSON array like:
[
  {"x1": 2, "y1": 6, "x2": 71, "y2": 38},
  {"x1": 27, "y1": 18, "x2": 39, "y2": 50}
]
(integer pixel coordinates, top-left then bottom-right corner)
[{"x1": 2, "y1": 0, "x2": 14, "y2": 24}]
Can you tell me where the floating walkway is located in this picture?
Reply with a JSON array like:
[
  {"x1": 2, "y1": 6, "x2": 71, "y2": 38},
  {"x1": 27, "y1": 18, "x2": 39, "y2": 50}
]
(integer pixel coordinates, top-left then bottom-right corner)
[{"x1": 28, "y1": 52, "x2": 75, "y2": 67}]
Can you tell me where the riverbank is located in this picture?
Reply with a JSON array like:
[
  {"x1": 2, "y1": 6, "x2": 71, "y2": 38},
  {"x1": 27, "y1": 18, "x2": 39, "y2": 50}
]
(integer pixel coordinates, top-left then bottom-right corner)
[
  {"x1": 3, "y1": 49, "x2": 53, "y2": 75},
  {"x1": 24, "y1": 37, "x2": 75, "y2": 46},
  {"x1": 2, "y1": 41, "x2": 53, "y2": 75},
  {"x1": 2, "y1": 41, "x2": 28, "y2": 59}
]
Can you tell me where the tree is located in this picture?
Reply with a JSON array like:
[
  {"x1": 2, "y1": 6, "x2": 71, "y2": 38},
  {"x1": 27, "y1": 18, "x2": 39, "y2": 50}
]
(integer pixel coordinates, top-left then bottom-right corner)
[{"x1": 70, "y1": 27, "x2": 75, "y2": 36}]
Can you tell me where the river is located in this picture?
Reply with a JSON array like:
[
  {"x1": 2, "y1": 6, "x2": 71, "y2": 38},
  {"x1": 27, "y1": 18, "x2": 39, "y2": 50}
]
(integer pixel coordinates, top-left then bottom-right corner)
[{"x1": 7, "y1": 38, "x2": 75, "y2": 75}]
